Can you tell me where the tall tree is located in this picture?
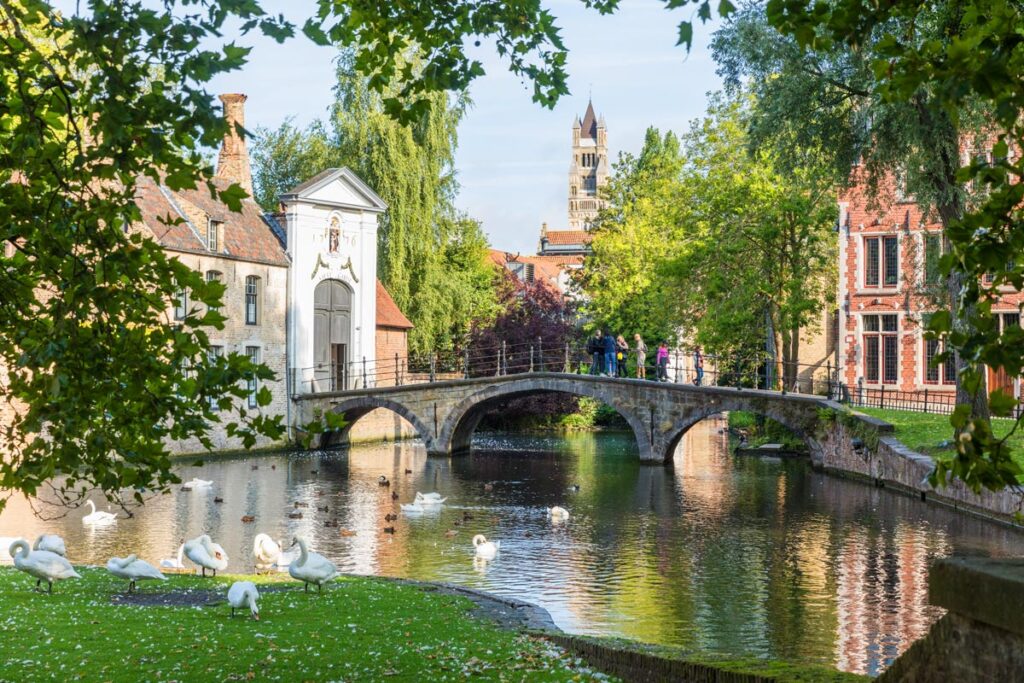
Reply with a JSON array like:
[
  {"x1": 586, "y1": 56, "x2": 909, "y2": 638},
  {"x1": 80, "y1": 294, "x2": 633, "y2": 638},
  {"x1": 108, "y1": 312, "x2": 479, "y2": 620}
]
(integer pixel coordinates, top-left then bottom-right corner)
[
  {"x1": 714, "y1": 4, "x2": 991, "y2": 413},
  {"x1": 252, "y1": 50, "x2": 497, "y2": 355},
  {"x1": 664, "y1": 94, "x2": 837, "y2": 388},
  {"x1": 576, "y1": 127, "x2": 686, "y2": 345}
]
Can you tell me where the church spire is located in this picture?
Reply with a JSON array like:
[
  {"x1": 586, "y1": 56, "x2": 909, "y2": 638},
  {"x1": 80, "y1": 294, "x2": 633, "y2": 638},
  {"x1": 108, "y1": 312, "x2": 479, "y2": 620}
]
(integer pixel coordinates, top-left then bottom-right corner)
[{"x1": 580, "y1": 100, "x2": 598, "y2": 139}]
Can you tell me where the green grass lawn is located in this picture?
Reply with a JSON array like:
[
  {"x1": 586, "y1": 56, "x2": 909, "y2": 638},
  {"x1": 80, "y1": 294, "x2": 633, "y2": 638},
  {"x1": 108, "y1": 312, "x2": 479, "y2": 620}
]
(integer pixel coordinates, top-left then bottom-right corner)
[
  {"x1": 0, "y1": 568, "x2": 608, "y2": 682},
  {"x1": 856, "y1": 407, "x2": 1024, "y2": 475}
]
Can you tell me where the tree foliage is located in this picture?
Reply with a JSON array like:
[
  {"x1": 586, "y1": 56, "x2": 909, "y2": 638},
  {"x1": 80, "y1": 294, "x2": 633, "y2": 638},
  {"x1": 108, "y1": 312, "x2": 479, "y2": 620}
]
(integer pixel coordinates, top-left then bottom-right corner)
[
  {"x1": 718, "y1": 1, "x2": 1024, "y2": 491},
  {"x1": 252, "y1": 51, "x2": 497, "y2": 354},
  {"x1": 577, "y1": 127, "x2": 686, "y2": 345},
  {"x1": 663, "y1": 95, "x2": 837, "y2": 387}
]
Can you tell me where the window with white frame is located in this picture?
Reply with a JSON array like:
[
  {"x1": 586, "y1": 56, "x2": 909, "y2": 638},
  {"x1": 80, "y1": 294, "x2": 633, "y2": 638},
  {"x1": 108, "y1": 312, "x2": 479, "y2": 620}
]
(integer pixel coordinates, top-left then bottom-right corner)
[
  {"x1": 245, "y1": 275, "x2": 260, "y2": 325},
  {"x1": 864, "y1": 235, "x2": 898, "y2": 287},
  {"x1": 921, "y1": 315, "x2": 955, "y2": 385},
  {"x1": 205, "y1": 270, "x2": 222, "y2": 312},
  {"x1": 207, "y1": 345, "x2": 223, "y2": 408},
  {"x1": 863, "y1": 314, "x2": 899, "y2": 384},
  {"x1": 206, "y1": 219, "x2": 221, "y2": 252},
  {"x1": 173, "y1": 286, "x2": 187, "y2": 321},
  {"x1": 245, "y1": 345, "x2": 259, "y2": 408}
]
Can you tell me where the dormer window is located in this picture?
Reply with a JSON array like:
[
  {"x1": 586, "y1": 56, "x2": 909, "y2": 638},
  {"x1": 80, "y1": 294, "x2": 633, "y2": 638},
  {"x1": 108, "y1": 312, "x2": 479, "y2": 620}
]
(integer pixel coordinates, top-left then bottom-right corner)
[{"x1": 206, "y1": 219, "x2": 222, "y2": 252}]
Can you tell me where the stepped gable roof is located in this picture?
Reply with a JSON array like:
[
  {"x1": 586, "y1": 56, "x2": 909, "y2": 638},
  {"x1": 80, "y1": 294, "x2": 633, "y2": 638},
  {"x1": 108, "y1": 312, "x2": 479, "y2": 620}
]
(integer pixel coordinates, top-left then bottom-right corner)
[
  {"x1": 376, "y1": 280, "x2": 413, "y2": 329},
  {"x1": 580, "y1": 101, "x2": 598, "y2": 139},
  {"x1": 134, "y1": 175, "x2": 289, "y2": 267},
  {"x1": 544, "y1": 230, "x2": 592, "y2": 246}
]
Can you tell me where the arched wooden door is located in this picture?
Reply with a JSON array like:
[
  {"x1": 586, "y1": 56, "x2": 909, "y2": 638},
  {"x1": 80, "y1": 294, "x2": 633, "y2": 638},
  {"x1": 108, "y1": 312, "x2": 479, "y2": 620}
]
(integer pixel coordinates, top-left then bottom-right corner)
[{"x1": 314, "y1": 279, "x2": 352, "y2": 391}]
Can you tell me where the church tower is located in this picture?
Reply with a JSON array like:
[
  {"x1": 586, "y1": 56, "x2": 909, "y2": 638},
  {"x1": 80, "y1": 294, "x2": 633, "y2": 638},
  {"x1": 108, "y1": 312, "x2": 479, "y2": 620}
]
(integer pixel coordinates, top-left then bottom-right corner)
[{"x1": 568, "y1": 100, "x2": 608, "y2": 230}]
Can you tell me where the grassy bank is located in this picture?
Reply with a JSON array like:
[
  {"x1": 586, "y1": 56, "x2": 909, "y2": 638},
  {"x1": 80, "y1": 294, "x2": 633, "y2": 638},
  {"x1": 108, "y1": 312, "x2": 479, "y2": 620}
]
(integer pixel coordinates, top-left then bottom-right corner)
[
  {"x1": 0, "y1": 569, "x2": 604, "y2": 682},
  {"x1": 856, "y1": 407, "x2": 1024, "y2": 476},
  {"x1": 0, "y1": 568, "x2": 874, "y2": 682}
]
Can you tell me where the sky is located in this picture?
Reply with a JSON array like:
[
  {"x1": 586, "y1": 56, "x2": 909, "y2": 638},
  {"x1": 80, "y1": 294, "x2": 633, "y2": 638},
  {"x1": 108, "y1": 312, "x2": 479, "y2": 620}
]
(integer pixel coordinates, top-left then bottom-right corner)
[{"x1": 198, "y1": 1, "x2": 727, "y2": 254}]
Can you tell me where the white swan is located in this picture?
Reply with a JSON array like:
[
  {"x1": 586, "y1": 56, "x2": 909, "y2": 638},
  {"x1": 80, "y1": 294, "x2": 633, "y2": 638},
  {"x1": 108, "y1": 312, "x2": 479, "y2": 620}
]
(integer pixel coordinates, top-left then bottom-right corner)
[
  {"x1": 472, "y1": 534, "x2": 500, "y2": 560},
  {"x1": 82, "y1": 500, "x2": 117, "y2": 524},
  {"x1": 9, "y1": 539, "x2": 80, "y2": 593},
  {"x1": 160, "y1": 544, "x2": 186, "y2": 571},
  {"x1": 414, "y1": 492, "x2": 447, "y2": 505},
  {"x1": 183, "y1": 534, "x2": 228, "y2": 577},
  {"x1": 253, "y1": 533, "x2": 282, "y2": 572},
  {"x1": 288, "y1": 536, "x2": 340, "y2": 592},
  {"x1": 33, "y1": 534, "x2": 67, "y2": 557},
  {"x1": 547, "y1": 506, "x2": 570, "y2": 521},
  {"x1": 0, "y1": 537, "x2": 27, "y2": 563},
  {"x1": 106, "y1": 555, "x2": 166, "y2": 592},
  {"x1": 185, "y1": 478, "x2": 213, "y2": 488},
  {"x1": 227, "y1": 581, "x2": 260, "y2": 620}
]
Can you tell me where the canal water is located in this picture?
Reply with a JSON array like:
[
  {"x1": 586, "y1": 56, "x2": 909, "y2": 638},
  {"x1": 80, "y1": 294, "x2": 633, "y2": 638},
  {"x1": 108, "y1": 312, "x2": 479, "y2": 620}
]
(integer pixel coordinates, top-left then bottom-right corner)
[{"x1": 3, "y1": 418, "x2": 1024, "y2": 677}]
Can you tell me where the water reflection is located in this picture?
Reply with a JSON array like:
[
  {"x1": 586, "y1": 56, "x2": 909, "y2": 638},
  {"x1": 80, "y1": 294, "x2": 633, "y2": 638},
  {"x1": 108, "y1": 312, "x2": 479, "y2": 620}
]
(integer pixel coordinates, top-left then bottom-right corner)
[{"x1": 1, "y1": 418, "x2": 1022, "y2": 676}]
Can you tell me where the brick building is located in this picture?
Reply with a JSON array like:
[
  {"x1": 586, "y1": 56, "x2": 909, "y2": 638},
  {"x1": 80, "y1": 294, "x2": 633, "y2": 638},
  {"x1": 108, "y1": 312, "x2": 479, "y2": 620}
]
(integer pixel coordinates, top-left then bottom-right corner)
[{"x1": 837, "y1": 167, "x2": 1024, "y2": 398}]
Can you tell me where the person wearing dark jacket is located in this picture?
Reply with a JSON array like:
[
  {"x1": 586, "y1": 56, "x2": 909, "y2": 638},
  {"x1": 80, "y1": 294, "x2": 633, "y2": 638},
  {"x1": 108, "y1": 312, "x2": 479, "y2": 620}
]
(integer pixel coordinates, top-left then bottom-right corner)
[
  {"x1": 603, "y1": 331, "x2": 618, "y2": 377},
  {"x1": 587, "y1": 331, "x2": 604, "y2": 375}
]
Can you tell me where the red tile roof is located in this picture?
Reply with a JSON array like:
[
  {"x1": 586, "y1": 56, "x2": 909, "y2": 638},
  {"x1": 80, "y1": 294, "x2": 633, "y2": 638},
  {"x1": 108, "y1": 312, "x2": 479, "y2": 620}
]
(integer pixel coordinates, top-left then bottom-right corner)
[
  {"x1": 544, "y1": 230, "x2": 592, "y2": 246},
  {"x1": 134, "y1": 175, "x2": 289, "y2": 267},
  {"x1": 376, "y1": 281, "x2": 413, "y2": 329}
]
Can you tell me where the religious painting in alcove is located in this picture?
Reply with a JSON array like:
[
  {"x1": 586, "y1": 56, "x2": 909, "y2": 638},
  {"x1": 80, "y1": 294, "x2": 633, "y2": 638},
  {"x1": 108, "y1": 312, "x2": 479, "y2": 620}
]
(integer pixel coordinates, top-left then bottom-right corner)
[{"x1": 328, "y1": 215, "x2": 340, "y2": 254}]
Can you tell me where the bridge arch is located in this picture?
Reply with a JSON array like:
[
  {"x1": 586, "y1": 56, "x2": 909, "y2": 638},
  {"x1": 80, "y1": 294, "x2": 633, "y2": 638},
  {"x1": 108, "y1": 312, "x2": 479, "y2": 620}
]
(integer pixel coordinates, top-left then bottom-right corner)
[
  {"x1": 660, "y1": 397, "x2": 823, "y2": 462},
  {"x1": 435, "y1": 378, "x2": 653, "y2": 458},
  {"x1": 319, "y1": 396, "x2": 435, "y2": 450}
]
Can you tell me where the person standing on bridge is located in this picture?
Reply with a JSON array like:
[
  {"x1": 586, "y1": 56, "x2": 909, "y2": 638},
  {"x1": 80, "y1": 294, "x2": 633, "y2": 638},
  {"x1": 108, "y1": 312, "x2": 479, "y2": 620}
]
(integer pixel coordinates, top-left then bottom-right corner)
[
  {"x1": 603, "y1": 330, "x2": 617, "y2": 377},
  {"x1": 634, "y1": 334, "x2": 647, "y2": 380},
  {"x1": 656, "y1": 341, "x2": 669, "y2": 382},
  {"x1": 615, "y1": 335, "x2": 629, "y2": 378},
  {"x1": 587, "y1": 330, "x2": 604, "y2": 375},
  {"x1": 693, "y1": 346, "x2": 704, "y2": 386}
]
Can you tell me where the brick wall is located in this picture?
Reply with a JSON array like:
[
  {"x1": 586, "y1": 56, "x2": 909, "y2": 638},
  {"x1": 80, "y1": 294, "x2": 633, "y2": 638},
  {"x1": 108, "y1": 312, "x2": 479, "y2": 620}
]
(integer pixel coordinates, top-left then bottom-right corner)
[
  {"x1": 347, "y1": 325, "x2": 416, "y2": 442},
  {"x1": 838, "y1": 167, "x2": 1024, "y2": 395}
]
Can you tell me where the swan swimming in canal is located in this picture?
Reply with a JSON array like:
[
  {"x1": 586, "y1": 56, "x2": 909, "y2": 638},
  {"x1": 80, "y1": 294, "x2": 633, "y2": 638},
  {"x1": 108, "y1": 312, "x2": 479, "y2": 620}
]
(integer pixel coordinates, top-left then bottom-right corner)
[
  {"x1": 227, "y1": 581, "x2": 260, "y2": 620},
  {"x1": 160, "y1": 544, "x2": 186, "y2": 571},
  {"x1": 33, "y1": 534, "x2": 66, "y2": 557},
  {"x1": 472, "y1": 534, "x2": 500, "y2": 560},
  {"x1": 184, "y1": 534, "x2": 228, "y2": 577},
  {"x1": 288, "y1": 536, "x2": 339, "y2": 592},
  {"x1": 547, "y1": 506, "x2": 570, "y2": 521},
  {"x1": 185, "y1": 478, "x2": 213, "y2": 488},
  {"x1": 106, "y1": 555, "x2": 166, "y2": 592},
  {"x1": 414, "y1": 492, "x2": 447, "y2": 505},
  {"x1": 9, "y1": 539, "x2": 80, "y2": 593},
  {"x1": 82, "y1": 500, "x2": 117, "y2": 524}
]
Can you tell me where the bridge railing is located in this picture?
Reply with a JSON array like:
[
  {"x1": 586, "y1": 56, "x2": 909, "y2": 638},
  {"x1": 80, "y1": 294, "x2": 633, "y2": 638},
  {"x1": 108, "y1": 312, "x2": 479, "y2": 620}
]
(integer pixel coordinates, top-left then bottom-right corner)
[{"x1": 289, "y1": 342, "x2": 847, "y2": 397}]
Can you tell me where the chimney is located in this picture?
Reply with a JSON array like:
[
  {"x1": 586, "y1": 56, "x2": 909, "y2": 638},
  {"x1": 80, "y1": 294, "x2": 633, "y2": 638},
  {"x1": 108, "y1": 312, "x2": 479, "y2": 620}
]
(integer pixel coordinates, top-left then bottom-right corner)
[{"x1": 215, "y1": 93, "x2": 254, "y2": 197}]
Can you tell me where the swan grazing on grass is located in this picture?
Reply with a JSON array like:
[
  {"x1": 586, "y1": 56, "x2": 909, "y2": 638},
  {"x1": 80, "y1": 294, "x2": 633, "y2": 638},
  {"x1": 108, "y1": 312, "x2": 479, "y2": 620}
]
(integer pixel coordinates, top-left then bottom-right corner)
[
  {"x1": 547, "y1": 506, "x2": 570, "y2": 521},
  {"x1": 288, "y1": 536, "x2": 339, "y2": 592},
  {"x1": 227, "y1": 581, "x2": 260, "y2": 620},
  {"x1": 414, "y1": 492, "x2": 447, "y2": 505},
  {"x1": 160, "y1": 544, "x2": 186, "y2": 571},
  {"x1": 82, "y1": 500, "x2": 117, "y2": 524},
  {"x1": 33, "y1": 534, "x2": 66, "y2": 557},
  {"x1": 184, "y1": 534, "x2": 228, "y2": 577},
  {"x1": 106, "y1": 555, "x2": 166, "y2": 592},
  {"x1": 472, "y1": 534, "x2": 500, "y2": 560},
  {"x1": 9, "y1": 539, "x2": 80, "y2": 593}
]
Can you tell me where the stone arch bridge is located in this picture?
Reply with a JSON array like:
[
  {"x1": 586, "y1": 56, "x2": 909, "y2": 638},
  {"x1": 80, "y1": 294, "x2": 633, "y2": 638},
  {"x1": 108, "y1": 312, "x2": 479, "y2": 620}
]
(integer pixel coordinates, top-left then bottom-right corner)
[{"x1": 294, "y1": 373, "x2": 836, "y2": 464}]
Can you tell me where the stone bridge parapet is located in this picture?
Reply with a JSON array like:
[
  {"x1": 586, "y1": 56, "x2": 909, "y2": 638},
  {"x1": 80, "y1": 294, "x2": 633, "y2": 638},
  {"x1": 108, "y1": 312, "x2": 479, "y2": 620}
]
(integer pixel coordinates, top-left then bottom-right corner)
[{"x1": 294, "y1": 373, "x2": 835, "y2": 463}]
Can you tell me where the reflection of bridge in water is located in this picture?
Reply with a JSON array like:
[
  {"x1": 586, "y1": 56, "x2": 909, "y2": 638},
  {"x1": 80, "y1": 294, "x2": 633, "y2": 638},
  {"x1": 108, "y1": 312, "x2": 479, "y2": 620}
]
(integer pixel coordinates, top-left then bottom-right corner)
[{"x1": 294, "y1": 373, "x2": 834, "y2": 463}]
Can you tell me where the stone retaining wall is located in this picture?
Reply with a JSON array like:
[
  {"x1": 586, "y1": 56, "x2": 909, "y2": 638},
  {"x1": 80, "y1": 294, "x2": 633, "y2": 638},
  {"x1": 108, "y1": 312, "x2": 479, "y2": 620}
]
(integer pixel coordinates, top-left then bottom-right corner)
[{"x1": 817, "y1": 405, "x2": 1024, "y2": 526}]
